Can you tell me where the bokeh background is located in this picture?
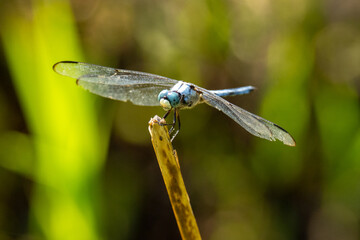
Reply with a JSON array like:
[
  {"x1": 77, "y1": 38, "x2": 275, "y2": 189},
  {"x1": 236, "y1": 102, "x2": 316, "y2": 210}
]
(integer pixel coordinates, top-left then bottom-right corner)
[{"x1": 0, "y1": 0, "x2": 359, "y2": 239}]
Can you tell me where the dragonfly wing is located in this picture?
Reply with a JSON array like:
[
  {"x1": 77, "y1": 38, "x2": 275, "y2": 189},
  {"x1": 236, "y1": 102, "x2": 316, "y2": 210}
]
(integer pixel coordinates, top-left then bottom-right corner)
[
  {"x1": 77, "y1": 78, "x2": 166, "y2": 106},
  {"x1": 53, "y1": 61, "x2": 179, "y2": 106},
  {"x1": 54, "y1": 61, "x2": 119, "y2": 78},
  {"x1": 53, "y1": 61, "x2": 178, "y2": 86},
  {"x1": 199, "y1": 88, "x2": 296, "y2": 146}
]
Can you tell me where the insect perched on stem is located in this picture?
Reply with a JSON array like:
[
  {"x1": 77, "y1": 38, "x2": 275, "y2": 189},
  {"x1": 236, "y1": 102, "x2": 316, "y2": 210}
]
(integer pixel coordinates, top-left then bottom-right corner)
[{"x1": 53, "y1": 61, "x2": 296, "y2": 146}]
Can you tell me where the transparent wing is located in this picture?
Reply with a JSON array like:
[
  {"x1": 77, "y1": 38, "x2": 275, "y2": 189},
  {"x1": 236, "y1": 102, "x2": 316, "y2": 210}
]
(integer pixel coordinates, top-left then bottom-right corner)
[
  {"x1": 198, "y1": 87, "x2": 296, "y2": 146},
  {"x1": 53, "y1": 61, "x2": 178, "y2": 105},
  {"x1": 77, "y1": 79, "x2": 165, "y2": 106}
]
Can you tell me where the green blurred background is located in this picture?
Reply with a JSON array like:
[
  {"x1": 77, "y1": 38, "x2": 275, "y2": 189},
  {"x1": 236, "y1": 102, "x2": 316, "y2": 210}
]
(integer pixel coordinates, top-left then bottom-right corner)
[{"x1": 0, "y1": 0, "x2": 359, "y2": 239}]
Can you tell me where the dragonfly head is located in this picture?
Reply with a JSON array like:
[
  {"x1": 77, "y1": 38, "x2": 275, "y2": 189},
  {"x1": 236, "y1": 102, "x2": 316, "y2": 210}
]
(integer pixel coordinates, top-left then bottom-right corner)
[{"x1": 158, "y1": 90, "x2": 181, "y2": 110}]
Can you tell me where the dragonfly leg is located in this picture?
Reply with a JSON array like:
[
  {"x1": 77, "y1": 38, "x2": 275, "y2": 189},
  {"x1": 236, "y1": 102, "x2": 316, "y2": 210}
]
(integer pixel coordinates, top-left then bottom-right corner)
[
  {"x1": 177, "y1": 111, "x2": 181, "y2": 131},
  {"x1": 160, "y1": 109, "x2": 174, "y2": 126},
  {"x1": 168, "y1": 109, "x2": 177, "y2": 134},
  {"x1": 170, "y1": 109, "x2": 180, "y2": 142},
  {"x1": 160, "y1": 109, "x2": 176, "y2": 131},
  {"x1": 160, "y1": 109, "x2": 180, "y2": 141},
  {"x1": 162, "y1": 109, "x2": 172, "y2": 120}
]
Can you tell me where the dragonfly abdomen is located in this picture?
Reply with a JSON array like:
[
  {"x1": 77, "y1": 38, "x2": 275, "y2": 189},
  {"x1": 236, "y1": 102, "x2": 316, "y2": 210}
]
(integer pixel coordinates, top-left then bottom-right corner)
[{"x1": 210, "y1": 86, "x2": 255, "y2": 97}]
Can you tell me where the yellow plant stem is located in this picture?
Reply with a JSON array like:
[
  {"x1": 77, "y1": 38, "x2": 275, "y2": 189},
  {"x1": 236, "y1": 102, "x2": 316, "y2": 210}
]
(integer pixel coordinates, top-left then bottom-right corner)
[{"x1": 149, "y1": 116, "x2": 202, "y2": 240}]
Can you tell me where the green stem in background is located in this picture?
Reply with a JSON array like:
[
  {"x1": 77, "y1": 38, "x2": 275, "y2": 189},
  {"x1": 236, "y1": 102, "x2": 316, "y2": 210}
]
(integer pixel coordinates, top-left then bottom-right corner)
[{"x1": 1, "y1": 1, "x2": 110, "y2": 239}]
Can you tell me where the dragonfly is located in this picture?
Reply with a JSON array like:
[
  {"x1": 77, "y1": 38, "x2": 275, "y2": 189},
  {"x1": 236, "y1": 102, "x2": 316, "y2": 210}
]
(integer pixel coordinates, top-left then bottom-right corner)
[{"x1": 53, "y1": 61, "x2": 296, "y2": 146}]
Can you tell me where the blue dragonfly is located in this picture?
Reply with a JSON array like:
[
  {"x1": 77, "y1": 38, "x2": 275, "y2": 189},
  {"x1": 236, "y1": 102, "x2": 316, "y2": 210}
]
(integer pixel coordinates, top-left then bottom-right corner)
[{"x1": 53, "y1": 61, "x2": 296, "y2": 146}]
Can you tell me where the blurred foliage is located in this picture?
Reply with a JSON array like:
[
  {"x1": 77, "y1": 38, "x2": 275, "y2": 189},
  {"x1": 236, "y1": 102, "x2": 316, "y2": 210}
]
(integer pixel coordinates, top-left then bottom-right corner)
[{"x1": 0, "y1": 0, "x2": 359, "y2": 239}]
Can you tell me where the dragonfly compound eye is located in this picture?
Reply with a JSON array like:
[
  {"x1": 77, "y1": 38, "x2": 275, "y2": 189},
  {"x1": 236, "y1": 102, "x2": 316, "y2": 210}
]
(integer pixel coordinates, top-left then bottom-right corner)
[
  {"x1": 158, "y1": 90, "x2": 169, "y2": 101},
  {"x1": 167, "y1": 92, "x2": 180, "y2": 107}
]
